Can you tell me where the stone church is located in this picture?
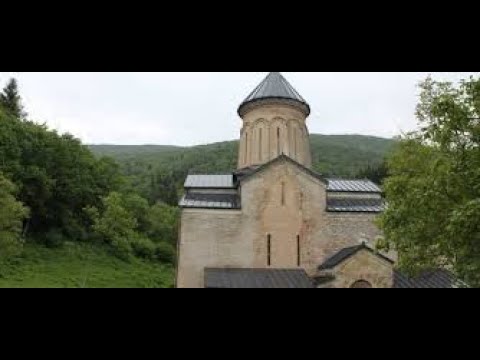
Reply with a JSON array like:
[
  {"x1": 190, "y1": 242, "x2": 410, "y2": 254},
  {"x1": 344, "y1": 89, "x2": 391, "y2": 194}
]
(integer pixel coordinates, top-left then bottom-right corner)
[{"x1": 176, "y1": 72, "x2": 457, "y2": 289}]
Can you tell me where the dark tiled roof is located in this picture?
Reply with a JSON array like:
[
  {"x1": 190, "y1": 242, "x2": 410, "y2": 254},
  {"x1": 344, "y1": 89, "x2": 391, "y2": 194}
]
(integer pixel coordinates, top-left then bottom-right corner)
[
  {"x1": 184, "y1": 175, "x2": 236, "y2": 189},
  {"x1": 327, "y1": 179, "x2": 382, "y2": 193},
  {"x1": 318, "y1": 243, "x2": 394, "y2": 270},
  {"x1": 327, "y1": 197, "x2": 385, "y2": 213},
  {"x1": 179, "y1": 192, "x2": 240, "y2": 209},
  {"x1": 238, "y1": 72, "x2": 310, "y2": 116},
  {"x1": 234, "y1": 165, "x2": 262, "y2": 182},
  {"x1": 205, "y1": 268, "x2": 314, "y2": 288},
  {"x1": 394, "y1": 269, "x2": 460, "y2": 288}
]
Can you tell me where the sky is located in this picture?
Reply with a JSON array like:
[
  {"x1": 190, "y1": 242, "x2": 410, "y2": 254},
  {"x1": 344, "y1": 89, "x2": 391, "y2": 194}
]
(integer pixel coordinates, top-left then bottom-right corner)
[{"x1": 0, "y1": 72, "x2": 478, "y2": 146}]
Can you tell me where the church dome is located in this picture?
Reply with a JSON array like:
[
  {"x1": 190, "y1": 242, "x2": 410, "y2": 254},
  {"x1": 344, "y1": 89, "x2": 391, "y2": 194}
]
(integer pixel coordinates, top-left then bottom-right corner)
[{"x1": 238, "y1": 72, "x2": 310, "y2": 117}]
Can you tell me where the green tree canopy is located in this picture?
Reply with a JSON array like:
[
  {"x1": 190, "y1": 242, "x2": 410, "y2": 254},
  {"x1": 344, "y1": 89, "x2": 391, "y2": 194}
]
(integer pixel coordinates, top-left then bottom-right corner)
[
  {"x1": 0, "y1": 105, "x2": 124, "y2": 240},
  {"x1": 355, "y1": 161, "x2": 388, "y2": 185},
  {"x1": 146, "y1": 202, "x2": 179, "y2": 245},
  {"x1": 0, "y1": 172, "x2": 29, "y2": 259},
  {"x1": 379, "y1": 76, "x2": 480, "y2": 286},
  {"x1": 86, "y1": 192, "x2": 176, "y2": 263}
]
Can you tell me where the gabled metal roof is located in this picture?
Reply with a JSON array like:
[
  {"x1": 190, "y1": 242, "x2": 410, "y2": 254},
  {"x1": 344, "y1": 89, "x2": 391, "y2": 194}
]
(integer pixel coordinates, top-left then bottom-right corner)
[
  {"x1": 179, "y1": 192, "x2": 240, "y2": 210},
  {"x1": 327, "y1": 197, "x2": 385, "y2": 213},
  {"x1": 236, "y1": 154, "x2": 328, "y2": 185},
  {"x1": 205, "y1": 268, "x2": 314, "y2": 289},
  {"x1": 327, "y1": 178, "x2": 382, "y2": 193},
  {"x1": 184, "y1": 175, "x2": 235, "y2": 189},
  {"x1": 238, "y1": 72, "x2": 310, "y2": 116},
  {"x1": 393, "y1": 269, "x2": 461, "y2": 289},
  {"x1": 318, "y1": 243, "x2": 394, "y2": 271},
  {"x1": 318, "y1": 244, "x2": 461, "y2": 288}
]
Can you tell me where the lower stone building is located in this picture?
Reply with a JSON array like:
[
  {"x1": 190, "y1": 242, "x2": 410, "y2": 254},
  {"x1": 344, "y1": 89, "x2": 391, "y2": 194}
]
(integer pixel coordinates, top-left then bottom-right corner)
[{"x1": 175, "y1": 72, "x2": 457, "y2": 288}]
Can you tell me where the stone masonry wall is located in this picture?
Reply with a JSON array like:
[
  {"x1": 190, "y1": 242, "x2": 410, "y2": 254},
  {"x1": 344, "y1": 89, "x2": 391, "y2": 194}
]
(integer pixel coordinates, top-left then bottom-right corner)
[
  {"x1": 328, "y1": 249, "x2": 394, "y2": 288},
  {"x1": 176, "y1": 209, "x2": 247, "y2": 288},
  {"x1": 238, "y1": 104, "x2": 312, "y2": 169},
  {"x1": 177, "y1": 158, "x2": 385, "y2": 288}
]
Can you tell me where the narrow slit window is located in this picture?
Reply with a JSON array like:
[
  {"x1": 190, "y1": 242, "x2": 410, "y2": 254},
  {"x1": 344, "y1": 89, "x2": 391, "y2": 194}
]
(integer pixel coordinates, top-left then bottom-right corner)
[
  {"x1": 267, "y1": 234, "x2": 272, "y2": 266},
  {"x1": 297, "y1": 235, "x2": 301, "y2": 267},
  {"x1": 294, "y1": 128, "x2": 297, "y2": 158},
  {"x1": 259, "y1": 128, "x2": 263, "y2": 161},
  {"x1": 277, "y1": 127, "x2": 281, "y2": 155},
  {"x1": 245, "y1": 132, "x2": 248, "y2": 164},
  {"x1": 281, "y1": 182, "x2": 285, "y2": 206}
]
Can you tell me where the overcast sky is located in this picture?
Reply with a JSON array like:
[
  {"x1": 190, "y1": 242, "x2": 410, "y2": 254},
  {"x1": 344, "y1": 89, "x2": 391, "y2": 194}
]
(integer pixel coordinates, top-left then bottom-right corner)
[{"x1": 0, "y1": 72, "x2": 478, "y2": 146}]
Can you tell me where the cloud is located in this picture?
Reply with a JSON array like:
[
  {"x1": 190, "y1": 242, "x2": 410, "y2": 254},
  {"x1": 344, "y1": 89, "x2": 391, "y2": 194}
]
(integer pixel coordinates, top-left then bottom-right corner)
[{"x1": 0, "y1": 72, "x2": 478, "y2": 145}]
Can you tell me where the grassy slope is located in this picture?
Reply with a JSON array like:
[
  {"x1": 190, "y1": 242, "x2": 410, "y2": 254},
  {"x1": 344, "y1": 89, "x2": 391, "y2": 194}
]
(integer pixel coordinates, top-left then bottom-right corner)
[{"x1": 0, "y1": 242, "x2": 174, "y2": 288}]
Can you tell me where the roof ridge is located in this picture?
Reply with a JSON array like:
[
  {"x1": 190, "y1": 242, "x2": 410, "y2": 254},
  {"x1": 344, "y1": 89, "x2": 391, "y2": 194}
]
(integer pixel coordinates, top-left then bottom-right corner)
[{"x1": 237, "y1": 154, "x2": 327, "y2": 185}]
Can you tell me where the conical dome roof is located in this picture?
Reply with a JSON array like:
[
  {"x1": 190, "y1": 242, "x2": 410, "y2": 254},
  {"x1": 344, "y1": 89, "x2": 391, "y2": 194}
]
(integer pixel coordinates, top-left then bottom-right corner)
[{"x1": 238, "y1": 72, "x2": 310, "y2": 116}]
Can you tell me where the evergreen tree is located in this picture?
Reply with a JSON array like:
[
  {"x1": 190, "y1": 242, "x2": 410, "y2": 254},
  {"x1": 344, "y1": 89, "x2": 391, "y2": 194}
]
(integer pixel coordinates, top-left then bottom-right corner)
[
  {"x1": 0, "y1": 78, "x2": 26, "y2": 119},
  {"x1": 356, "y1": 161, "x2": 388, "y2": 185}
]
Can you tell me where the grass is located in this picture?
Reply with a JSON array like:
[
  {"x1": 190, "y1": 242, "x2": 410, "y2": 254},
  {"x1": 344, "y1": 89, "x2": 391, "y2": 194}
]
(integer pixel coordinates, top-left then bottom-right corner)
[{"x1": 0, "y1": 241, "x2": 175, "y2": 288}]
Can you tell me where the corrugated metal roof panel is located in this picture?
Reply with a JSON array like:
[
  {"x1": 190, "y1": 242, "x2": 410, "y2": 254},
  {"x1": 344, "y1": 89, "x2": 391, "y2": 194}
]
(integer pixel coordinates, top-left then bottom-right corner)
[
  {"x1": 184, "y1": 175, "x2": 235, "y2": 189},
  {"x1": 205, "y1": 268, "x2": 314, "y2": 289},
  {"x1": 327, "y1": 178, "x2": 382, "y2": 193},
  {"x1": 242, "y1": 72, "x2": 307, "y2": 104},
  {"x1": 327, "y1": 197, "x2": 384, "y2": 213},
  {"x1": 179, "y1": 192, "x2": 240, "y2": 209},
  {"x1": 394, "y1": 270, "x2": 461, "y2": 288},
  {"x1": 238, "y1": 72, "x2": 310, "y2": 115}
]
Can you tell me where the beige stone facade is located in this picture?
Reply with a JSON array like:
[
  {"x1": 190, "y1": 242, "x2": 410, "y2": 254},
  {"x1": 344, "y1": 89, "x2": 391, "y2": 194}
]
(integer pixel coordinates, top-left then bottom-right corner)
[
  {"x1": 319, "y1": 248, "x2": 394, "y2": 288},
  {"x1": 176, "y1": 157, "x2": 385, "y2": 288},
  {"x1": 238, "y1": 104, "x2": 312, "y2": 169}
]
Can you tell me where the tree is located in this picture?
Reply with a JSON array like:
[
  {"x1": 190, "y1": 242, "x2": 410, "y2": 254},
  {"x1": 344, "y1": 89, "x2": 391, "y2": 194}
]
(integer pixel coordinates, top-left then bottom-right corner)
[
  {"x1": 86, "y1": 192, "x2": 175, "y2": 263},
  {"x1": 86, "y1": 192, "x2": 139, "y2": 260},
  {"x1": 379, "y1": 76, "x2": 480, "y2": 286},
  {"x1": 0, "y1": 173, "x2": 29, "y2": 259},
  {"x1": 355, "y1": 161, "x2": 389, "y2": 185},
  {"x1": 146, "y1": 202, "x2": 179, "y2": 246},
  {"x1": 0, "y1": 78, "x2": 26, "y2": 119},
  {"x1": 151, "y1": 171, "x2": 178, "y2": 206},
  {"x1": 0, "y1": 109, "x2": 124, "y2": 240}
]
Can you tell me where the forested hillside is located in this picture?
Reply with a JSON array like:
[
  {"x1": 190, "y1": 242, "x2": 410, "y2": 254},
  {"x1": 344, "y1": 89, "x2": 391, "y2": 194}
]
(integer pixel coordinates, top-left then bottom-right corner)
[
  {"x1": 91, "y1": 136, "x2": 393, "y2": 176},
  {"x1": 0, "y1": 79, "x2": 177, "y2": 288},
  {"x1": 90, "y1": 135, "x2": 395, "y2": 205}
]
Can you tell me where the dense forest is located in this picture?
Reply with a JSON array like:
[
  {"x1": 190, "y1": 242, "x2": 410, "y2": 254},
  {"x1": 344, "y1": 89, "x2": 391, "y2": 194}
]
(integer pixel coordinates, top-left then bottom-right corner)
[
  {"x1": 0, "y1": 77, "x2": 393, "y2": 288},
  {"x1": 90, "y1": 135, "x2": 394, "y2": 206}
]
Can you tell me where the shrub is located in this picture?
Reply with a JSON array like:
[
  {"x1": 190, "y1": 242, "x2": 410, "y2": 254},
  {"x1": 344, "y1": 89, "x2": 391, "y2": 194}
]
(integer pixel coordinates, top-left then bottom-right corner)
[
  {"x1": 111, "y1": 237, "x2": 133, "y2": 261},
  {"x1": 44, "y1": 228, "x2": 65, "y2": 248},
  {"x1": 155, "y1": 242, "x2": 176, "y2": 264},
  {"x1": 131, "y1": 236, "x2": 156, "y2": 260}
]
